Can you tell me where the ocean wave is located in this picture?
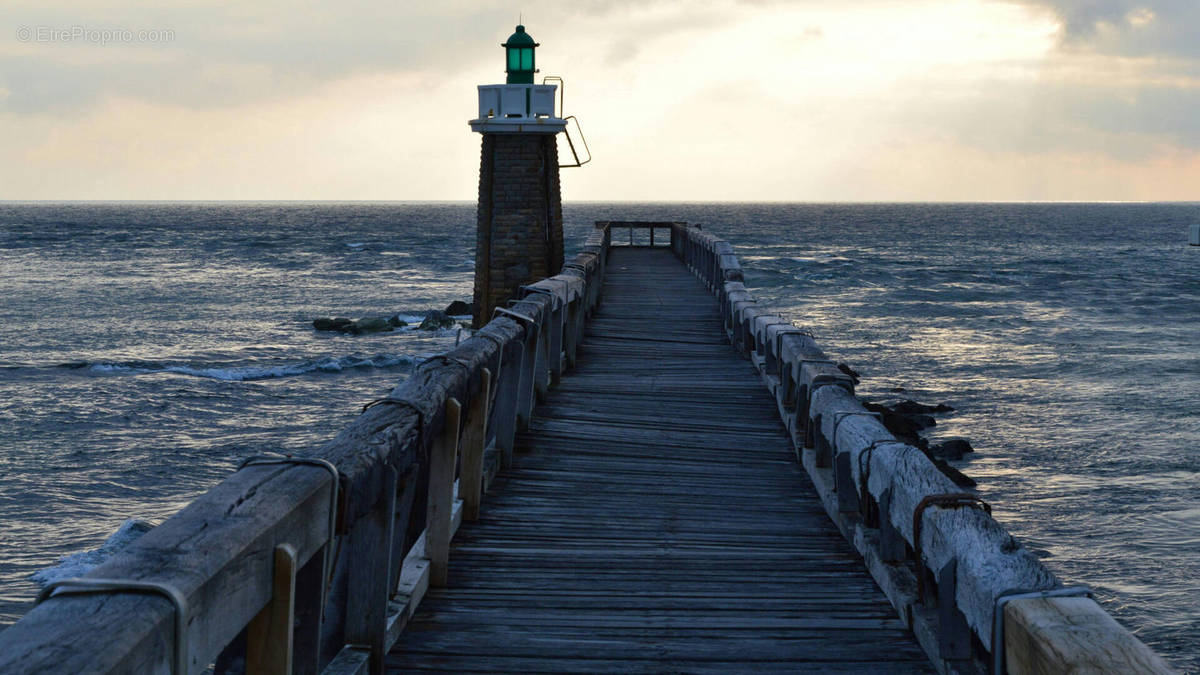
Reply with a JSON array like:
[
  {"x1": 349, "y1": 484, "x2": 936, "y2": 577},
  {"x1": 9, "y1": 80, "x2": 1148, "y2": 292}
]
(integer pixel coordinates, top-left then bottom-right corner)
[
  {"x1": 64, "y1": 353, "x2": 414, "y2": 381},
  {"x1": 31, "y1": 519, "x2": 154, "y2": 588}
]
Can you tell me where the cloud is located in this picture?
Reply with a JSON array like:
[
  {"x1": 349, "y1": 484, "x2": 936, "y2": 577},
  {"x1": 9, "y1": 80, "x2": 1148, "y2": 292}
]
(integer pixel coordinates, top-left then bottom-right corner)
[
  {"x1": 1003, "y1": 0, "x2": 1200, "y2": 59},
  {"x1": 0, "y1": 2, "x2": 513, "y2": 113},
  {"x1": 0, "y1": 1, "x2": 751, "y2": 115}
]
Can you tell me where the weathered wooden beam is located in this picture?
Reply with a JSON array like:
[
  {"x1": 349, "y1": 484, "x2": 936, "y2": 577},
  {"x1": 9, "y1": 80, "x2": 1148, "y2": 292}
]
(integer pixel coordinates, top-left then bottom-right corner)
[
  {"x1": 0, "y1": 464, "x2": 332, "y2": 674},
  {"x1": 1004, "y1": 596, "x2": 1175, "y2": 674}
]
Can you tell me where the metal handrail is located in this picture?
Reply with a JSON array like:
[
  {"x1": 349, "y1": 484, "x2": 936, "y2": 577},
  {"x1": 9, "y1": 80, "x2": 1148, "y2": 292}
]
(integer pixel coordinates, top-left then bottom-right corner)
[{"x1": 560, "y1": 116, "x2": 591, "y2": 168}]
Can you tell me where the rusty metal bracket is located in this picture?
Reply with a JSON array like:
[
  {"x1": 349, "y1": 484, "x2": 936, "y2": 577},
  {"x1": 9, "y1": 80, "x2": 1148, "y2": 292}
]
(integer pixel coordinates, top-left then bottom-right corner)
[
  {"x1": 913, "y1": 493, "x2": 992, "y2": 601},
  {"x1": 992, "y1": 585, "x2": 1094, "y2": 674},
  {"x1": 39, "y1": 578, "x2": 190, "y2": 674},
  {"x1": 419, "y1": 354, "x2": 473, "y2": 376},
  {"x1": 857, "y1": 439, "x2": 905, "y2": 526},
  {"x1": 520, "y1": 285, "x2": 561, "y2": 313},
  {"x1": 773, "y1": 328, "x2": 817, "y2": 364},
  {"x1": 239, "y1": 454, "x2": 340, "y2": 614},
  {"x1": 831, "y1": 411, "x2": 884, "y2": 452},
  {"x1": 472, "y1": 332, "x2": 507, "y2": 406}
]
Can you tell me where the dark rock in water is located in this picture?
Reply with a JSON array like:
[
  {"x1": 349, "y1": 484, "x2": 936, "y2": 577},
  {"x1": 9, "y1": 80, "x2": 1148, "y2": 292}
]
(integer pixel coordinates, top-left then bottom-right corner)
[
  {"x1": 352, "y1": 317, "x2": 392, "y2": 334},
  {"x1": 861, "y1": 400, "x2": 924, "y2": 444},
  {"x1": 388, "y1": 314, "x2": 408, "y2": 327},
  {"x1": 316, "y1": 316, "x2": 395, "y2": 334},
  {"x1": 929, "y1": 438, "x2": 974, "y2": 460},
  {"x1": 837, "y1": 362, "x2": 860, "y2": 384},
  {"x1": 419, "y1": 310, "x2": 456, "y2": 331},
  {"x1": 892, "y1": 399, "x2": 955, "y2": 414},
  {"x1": 444, "y1": 300, "x2": 471, "y2": 316},
  {"x1": 931, "y1": 458, "x2": 976, "y2": 487},
  {"x1": 890, "y1": 386, "x2": 907, "y2": 393},
  {"x1": 907, "y1": 414, "x2": 937, "y2": 429}
]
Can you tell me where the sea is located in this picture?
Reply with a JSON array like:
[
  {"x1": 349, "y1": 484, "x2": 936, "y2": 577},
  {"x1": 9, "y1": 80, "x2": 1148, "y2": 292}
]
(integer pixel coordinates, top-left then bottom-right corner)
[{"x1": 0, "y1": 202, "x2": 1196, "y2": 669}]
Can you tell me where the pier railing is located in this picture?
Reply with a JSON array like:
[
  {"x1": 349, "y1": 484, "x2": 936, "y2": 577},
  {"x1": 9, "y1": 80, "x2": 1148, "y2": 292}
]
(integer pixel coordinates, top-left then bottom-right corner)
[
  {"x1": 598, "y1": 220, "x2": 684, "y2": 248},
  {"x1": 670, "y1": 222, "x2": 1174, "y2": 674},
  {"x1": 0, "y1": 221, "x2": 1175, "y2": 674},
  {"x1": 0, "y1": 227, "x2": 611, "y2": 675}
]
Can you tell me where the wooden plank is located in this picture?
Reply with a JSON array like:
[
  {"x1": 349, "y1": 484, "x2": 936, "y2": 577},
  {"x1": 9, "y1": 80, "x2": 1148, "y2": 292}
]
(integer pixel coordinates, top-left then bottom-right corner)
[{"x1": 388, "y1": 248, "x2": 932, "y2": 673}]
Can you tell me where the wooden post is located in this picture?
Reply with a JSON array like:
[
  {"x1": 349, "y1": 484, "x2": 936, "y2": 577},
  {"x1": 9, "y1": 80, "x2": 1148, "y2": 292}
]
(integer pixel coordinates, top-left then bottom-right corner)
[
  {"x1": 290, "y1": 546, "x2": 327, "y2": 674},
  {"x1": 427, "y1": 398, "x2": 462, "y2": 587},
  {"x1": 545, "y1": 302, "x2": 564, "y2": 387},
  {"x1": 515, "y1": 323, "x2": 538, "y2": 430},
  {"x1": 492, "y1": 345, "x2": 522, "y2": 469},
  {"x1": 835, "y1": 451, "x2": 860, "y2": 514},
  {"x1": 563, "y1": 300, "x2": 580, "y2": 369},
  {"x1": 461, "y1": 370, "x2": 491, "y2": 521},
  {"x1": 879, "y1": 488, "x2": 906, "y2": 563},
  {"x1": 936, "y1": 559, "x2": 972, "y2": 662},
  {"x1": 344, "y1": 465, "x2": 398, "y2": 675},
  {"x1": 246, "y1": 544, "x2": 297, "y2": 675}
]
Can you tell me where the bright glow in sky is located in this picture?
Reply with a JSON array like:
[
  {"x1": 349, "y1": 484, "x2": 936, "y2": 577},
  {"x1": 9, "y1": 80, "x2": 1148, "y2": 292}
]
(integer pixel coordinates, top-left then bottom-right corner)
[{"x1": 2, "y1": 1, "x2": 1198, "y2": 201}]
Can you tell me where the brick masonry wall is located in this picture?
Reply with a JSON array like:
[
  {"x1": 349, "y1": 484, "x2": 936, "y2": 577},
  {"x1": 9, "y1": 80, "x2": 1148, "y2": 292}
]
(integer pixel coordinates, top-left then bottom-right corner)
[{"x1": 472, "y1": 133, "x2": 564, "y2": 327}]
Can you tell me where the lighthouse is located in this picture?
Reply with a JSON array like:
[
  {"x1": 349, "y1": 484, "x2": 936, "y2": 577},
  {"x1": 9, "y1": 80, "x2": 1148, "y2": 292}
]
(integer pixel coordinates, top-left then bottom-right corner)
[{"x1": 469, "y1": 24, "x2": 569, "y2": 328}]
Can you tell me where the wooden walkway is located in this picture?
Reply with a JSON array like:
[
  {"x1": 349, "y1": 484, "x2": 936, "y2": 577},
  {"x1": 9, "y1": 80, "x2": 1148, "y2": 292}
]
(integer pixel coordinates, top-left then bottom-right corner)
[{"x1": 388, "y1": 248, "x2": 932, "y2": 672}]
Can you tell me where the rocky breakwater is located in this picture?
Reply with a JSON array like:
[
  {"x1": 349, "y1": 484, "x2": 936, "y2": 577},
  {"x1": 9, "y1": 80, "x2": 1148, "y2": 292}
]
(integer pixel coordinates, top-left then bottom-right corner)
[
  {"x1": 847, "y1": 366, "x2": 977, "y2": 487},
  {"x1": 312, "y1": 302, "x2": 472, "y2": 335}
]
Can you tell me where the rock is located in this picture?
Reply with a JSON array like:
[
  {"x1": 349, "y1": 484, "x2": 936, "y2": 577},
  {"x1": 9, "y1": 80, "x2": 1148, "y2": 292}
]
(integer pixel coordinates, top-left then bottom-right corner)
[
  {"x1": 890, "y1": 386, "x2": 907, "y2": 393},
  {"x1": 444, "y1": 300, "x2": 471, "y2": 316},
  {"x1": 931, "y1": 458, "x2": 977, "y2": 487},
  {"x1": 907, "y1": 414, "x2": 937, "y2": 430},
  {"x1": 419, "y1": 310, "x2": 456, "y2": 331},
  {"x1": 861, "y1": 401, "x2": 924, "y2": 445},
  {"x1": 331, "y1": 317, "x2": 353, "y2": 330},
  {"x1": 892, "y1": 399, "x2": 955, "y2": 414},
  {"x1": 387, "y1": 315, "x2": 407, "y2": 327},
  {"x1": 837, "y1": 362, "x2": 860, "y2": 384},
  {"x1": 313, "y1": 318, "x2": 336, "y2": 331},
  {"x1": 351, "y1": 317, "x2": 392, "y2": 334},
  {"x1": 930, "y1": 438, "x2": 974, "y2": 460}
]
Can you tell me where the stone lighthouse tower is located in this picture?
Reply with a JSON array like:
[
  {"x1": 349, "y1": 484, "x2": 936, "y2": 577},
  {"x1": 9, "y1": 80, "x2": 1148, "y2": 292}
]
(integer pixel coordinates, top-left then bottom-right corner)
[{"x1": 469, "y1": 24, "x2": 568, "y2": 327}]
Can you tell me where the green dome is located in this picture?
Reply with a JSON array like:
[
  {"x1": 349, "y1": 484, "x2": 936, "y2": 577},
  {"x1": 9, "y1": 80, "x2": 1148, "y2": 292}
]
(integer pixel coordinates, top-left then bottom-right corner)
[{"x1": 502, "y1": 25, "x2": 537, "y2": 48}]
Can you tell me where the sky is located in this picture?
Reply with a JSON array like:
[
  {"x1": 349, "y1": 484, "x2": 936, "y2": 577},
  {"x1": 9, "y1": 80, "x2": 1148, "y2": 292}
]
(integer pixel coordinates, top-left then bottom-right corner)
[{"x1": 2, "y1": 0, "x2": 1198, "y2": 202}]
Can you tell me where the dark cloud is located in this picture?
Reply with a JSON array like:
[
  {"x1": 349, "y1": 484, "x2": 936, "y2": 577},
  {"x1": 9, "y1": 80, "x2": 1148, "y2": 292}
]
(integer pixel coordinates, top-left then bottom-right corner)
[
  {"x1": 1004, "y1": 0, "x2": 1200, "y2": 59},
  {"x1": 0, "y1": 2, "x2": 514, "y2": 113},
  {"x1": 0, "y1": 1, "x2": 745, "y2": 114}
]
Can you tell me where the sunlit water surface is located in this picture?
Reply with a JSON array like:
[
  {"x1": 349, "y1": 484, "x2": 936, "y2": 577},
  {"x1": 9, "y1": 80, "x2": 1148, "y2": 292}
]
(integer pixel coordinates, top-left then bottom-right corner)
[{"x1": 0, "y1": 202, "x2": 1196, "y2": 669}]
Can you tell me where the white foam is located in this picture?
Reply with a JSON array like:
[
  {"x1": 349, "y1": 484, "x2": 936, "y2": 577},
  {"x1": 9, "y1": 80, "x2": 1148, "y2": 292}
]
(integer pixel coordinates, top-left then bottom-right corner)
[
  {"x1": 31, "y1": 519, "x2": 154, "y2": 587},
  {"x1": 83, "y1": 354, "x2": 413, "y2": 382}
]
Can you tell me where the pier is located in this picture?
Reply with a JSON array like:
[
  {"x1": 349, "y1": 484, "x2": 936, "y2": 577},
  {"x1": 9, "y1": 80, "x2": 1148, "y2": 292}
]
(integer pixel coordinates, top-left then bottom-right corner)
[{"x1": 0, "y1": 223, "x2": 1173, "y2": 674}]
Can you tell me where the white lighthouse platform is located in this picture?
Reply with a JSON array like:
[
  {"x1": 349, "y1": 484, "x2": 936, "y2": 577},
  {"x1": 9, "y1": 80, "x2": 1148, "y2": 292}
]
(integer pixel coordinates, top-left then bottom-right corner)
[{"x1": 469, "y1": 84, "x2": 566, "y2": 134}]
